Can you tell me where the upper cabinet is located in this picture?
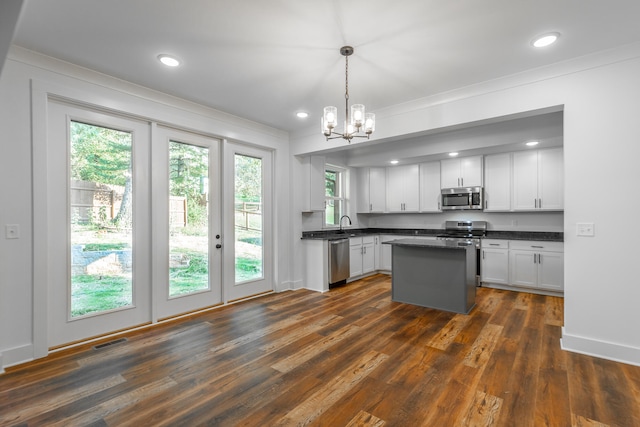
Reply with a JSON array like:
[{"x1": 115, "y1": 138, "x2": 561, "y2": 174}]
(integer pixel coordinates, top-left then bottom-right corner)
[
  {"x1": 483, "y1": 153, "x2": 512, "y2": 211},
  {"x1": 357, "y1": 167, "x2": 386, "y2": 213},
  {"x1": 300, "y1": 155, "x2": 325, "y2": 212},
  {"x1": 419, "y1": 161, "x2": 441, "y2": 212},
  {"x1": 386, "y1": 164, "x2": 420, "y2": 212},
  {"x1": 440, "y1": 156, "x2": 483, "y2": 188},
  {"x1": 512, "y1": 148, "x2": 563, "y2": 211}
]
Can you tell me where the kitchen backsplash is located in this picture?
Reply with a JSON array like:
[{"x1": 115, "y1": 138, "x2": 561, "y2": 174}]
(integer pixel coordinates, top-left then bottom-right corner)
[{"x1": 303, "y1": 210, "x2": 563, "y2": 232}]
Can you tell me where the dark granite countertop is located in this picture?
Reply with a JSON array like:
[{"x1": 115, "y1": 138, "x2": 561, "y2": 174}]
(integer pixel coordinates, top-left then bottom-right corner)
[{"x1": 301, "y1": 228, "x2": 563, "y2": 242}]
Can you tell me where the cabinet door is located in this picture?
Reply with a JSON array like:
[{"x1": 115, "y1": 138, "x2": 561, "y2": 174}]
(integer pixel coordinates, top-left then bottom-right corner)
[
  {"x1": 379, "y1": 235, "x2": 395, "y2": 271},
  {"x1": 481, "y1": 248, "x2": 509, "y2": 284},
  {"x1": 349, "y1": 244, "x2": 363, "y2": 278},
  {"x1": 301, "y1": 155, "x2": 325, "y2": 212},
  {"x1": 440, "y1": 158, "x2": 461, "y2": 188},
  {"x1": 509, "y1": 250, "x2": 537, "y2": 288},
  {"x1": 402, "y1": 164, "x2": 420, "y2": 212},
  {"x1": 420, "y1": 161, "x2": 441, "y2": 212},
  {"x1": 538, "y1": 251, "x2": 564, "y2": 291},
  {"x1": 538, "y1": 148, "x2": 563, "y2": 210},
  {"x1": 369, "y1": 167, "x2": 387, "y2": 212},
  {"x1": 357, "y1": 167, "x2": 386, "y2": 213},
  {"x1": 512, "y1": 151, "x2": 538, "y2": 210},
  {"x1": 362, "y1": 242, "x2": 375, "y2": 274},
  {"x1": 460, "y1": 156, "x2": 483, "y2": 187},
  {"x1": 484, "y1": 153, "x2": 511, "y2": 211},
  {"x1": 385, "y1": 166, "x2": 404, "y2": 212}
]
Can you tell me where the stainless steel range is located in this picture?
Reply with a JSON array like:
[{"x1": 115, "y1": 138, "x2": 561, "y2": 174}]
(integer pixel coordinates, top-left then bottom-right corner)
[
  {"x1": 437, "y1": 220, "x2": 487, "y2": 284},
  {"x1": 436, "y1": 220, "x2": 487, "y2": 246}
]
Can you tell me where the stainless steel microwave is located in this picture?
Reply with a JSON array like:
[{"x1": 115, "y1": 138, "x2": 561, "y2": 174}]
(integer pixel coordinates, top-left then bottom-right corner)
[{"x1": 441, "y1": 187, "x2": 483, "y2": 210}]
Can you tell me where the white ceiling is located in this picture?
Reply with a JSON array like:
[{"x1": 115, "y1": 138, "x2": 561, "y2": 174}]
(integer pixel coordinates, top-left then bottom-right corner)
[{"x1": 12, "y1": 0, "x2": 640, "y2": 133}]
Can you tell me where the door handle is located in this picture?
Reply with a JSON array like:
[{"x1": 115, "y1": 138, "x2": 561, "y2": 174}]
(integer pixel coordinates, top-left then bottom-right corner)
[{"x1": 216, "y1": 244, "x2": 222, "y2": 249}]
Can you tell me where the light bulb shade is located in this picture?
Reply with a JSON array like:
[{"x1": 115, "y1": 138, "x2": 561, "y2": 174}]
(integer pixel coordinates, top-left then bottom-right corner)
[
  {"x1": 364, "y1": 113, "x2": 375, "y2": 134},
  {"x1": 351, "y1": 104, "x2": 365, "y2": 128},
  {"x1": 345, "y1": 121, "x2": 354, "y2": 136},
  {"x1": 321, "y1": 118, "x2": 331, "y2": 136},
  {"x1": 323, "y1": 106, "x2": 337, "y2": 131}
]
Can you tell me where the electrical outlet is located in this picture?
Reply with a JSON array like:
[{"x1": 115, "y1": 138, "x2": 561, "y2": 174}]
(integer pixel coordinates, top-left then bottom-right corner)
[
  {"x1": 576, "y1": 222, "x2": 595, "y2": 237},
  {"x1": 5, "y1": 224, "x2": 20, "y2": 239}
]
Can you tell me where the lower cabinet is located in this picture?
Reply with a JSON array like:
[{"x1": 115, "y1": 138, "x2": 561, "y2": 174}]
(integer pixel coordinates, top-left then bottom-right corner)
[
  {"x1": 509, "y1": 241, "x2": 564, "y2": 292},
  {"x1": 350, "y1": 236, "x2": 375, "y2": 278},
  {"x1": 480, "y1": 240, "x2": 509, "y2": 285},
  {"x1": 481, "y1": 239, "x2": 564, "y2": 294}
]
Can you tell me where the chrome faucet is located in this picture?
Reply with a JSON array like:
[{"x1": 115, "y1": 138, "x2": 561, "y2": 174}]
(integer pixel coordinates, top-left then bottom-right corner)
[{"x1": 339, "y1": 215, "x2": 352, "y2": 233}]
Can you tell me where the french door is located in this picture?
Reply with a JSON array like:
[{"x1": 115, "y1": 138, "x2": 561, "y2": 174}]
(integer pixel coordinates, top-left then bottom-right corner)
[
  {"x1": 47, "y1": 101, "x2": 152, "y2": 347},
  {"x1": 224, "y1": 142, "x2": 273, "y2": 301},
  {"x1": 45, "y1": 100, "x2": 270, "y2": 348},
  {"x1": 152, "y1": 126, "x2": 222, "y2": 319}
]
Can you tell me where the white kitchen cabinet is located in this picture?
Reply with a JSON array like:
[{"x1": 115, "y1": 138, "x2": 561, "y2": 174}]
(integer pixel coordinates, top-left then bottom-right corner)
[
  {"x1": 349, "y1": 236, "x2": 375, "y2": 278},
  {"x1": 440, "y1": 156, "x2": 483, "y2": 188},
  {"x1": 483, "y1": 153, "x2": 511, "y2": 211},
  {"x1": 357, "y1": 167, "x2": 386, "y2": 213},
  {"x1": 300, "y1": 155, "x2": 325, "y2": 212},
  {"x1": 419, "y1": 161, "x2": 441, "y2": 212},
  {"x1": 386, "y1": 164, "x2": 420, "y2": 212},
  {"x1": 509, "y1": 240, "x2": 564, "y2": 292},
  {"x1": 512, "y1": 148, "x2": 563, "y2": 211},
  {"x1": 480, "y1": 239, "x2": 509, "y2": 285}
]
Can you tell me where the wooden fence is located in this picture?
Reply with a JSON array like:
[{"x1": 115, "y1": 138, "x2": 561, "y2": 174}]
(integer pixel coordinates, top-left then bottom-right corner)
[
  {"x1": 235, "y1": 201, "x2": 262, "y2": 232},
  {"x1": 71, "y1": 180, "x2": 186, "y2": 227}
]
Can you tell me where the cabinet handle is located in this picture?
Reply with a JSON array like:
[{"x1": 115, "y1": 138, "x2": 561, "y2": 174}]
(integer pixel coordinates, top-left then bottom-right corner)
[
  {"x1": 460, "y1": 177, "x2": 464, "y2": 186},
  {"x1": 489, "y1": 243, "x2": 500, "y2": 246},
  {"x1": 539, "y1": 198, "x2": 542, "y2": 208},
  {"x1": 438, "y1": 201, "x2": 441, "y2": 210},
  {"x1": 534, "y1": 198, "x2": 537, "y2": 208},
  {"x1": 482, "y1": 250, "x2": 485, "y2": 259},
  {"x1": 531, "y1": 245, "x2": 544, "y2": 248},
  {"x1": 534, "y1": 253, "x2": 537, "y2": 264},
  {"x1": 369, "y1": 203, "x2": 372, "y2": 212},
  {"x1": 538, "y1": 254, "x2": 542, "y2": 264}
]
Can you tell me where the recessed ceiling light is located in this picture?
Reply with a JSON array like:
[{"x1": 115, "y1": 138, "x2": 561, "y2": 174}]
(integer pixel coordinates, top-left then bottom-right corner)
[
  {"x1": 532, "y1": 32, "x2": 560, "y2": 48},
  {"x1": 296, "y1": 112, "x2": 309, "y2": 119},
  {"x1": 448, "y1": 152, "x2": 459, "y2": 157},
  {"x1": 390, "y1": 160, "x2": 399, "y2": 165},
  {"x1": 158, "y1": 54, "x2": 180, "y2": 67},
  {"x1": 526, "y1": 141, "x2": 540, "y2": 146}
]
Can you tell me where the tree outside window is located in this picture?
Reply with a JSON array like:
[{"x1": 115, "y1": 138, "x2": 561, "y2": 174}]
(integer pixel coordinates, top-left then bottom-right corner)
[{"x1": 325, "y1": 166, "x2": 346, "y2": 226}]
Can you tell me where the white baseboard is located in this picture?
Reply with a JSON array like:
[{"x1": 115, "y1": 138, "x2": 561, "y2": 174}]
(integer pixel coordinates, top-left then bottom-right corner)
[
  {"x1": 1, "y1": 344, "x2": 35, "y2": 371},
  {"x1": 561, "y1": 328, "x2": 640, "y2": 367}
]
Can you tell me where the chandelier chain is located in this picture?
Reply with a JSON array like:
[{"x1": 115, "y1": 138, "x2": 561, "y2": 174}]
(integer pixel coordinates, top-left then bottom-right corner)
[{"x1": 345, "y1": 55, "x2": 349, "y2": 101}]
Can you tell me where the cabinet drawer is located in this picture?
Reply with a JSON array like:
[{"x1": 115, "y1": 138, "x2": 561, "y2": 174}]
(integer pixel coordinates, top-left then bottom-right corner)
[
  {"x1": 481, "y1": 239, "x2": 509, "y2": 249},
  {"x1": 509, "y1": 240, "x2": 563, "y2": 252},
  {"x1": 349, "y1": 237, "x2": 362, "y2": 246},
  {"x1": 362, "y1": 235, "x2": 375, "y2": 245}
]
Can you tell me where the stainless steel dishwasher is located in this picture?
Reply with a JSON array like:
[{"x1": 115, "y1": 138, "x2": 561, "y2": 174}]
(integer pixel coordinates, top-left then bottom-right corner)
[{"x1": 328, "y1": 238, "x2": 350, "y2": 287}]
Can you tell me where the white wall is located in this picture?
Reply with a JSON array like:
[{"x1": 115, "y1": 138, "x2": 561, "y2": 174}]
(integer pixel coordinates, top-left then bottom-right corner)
[
  {"x1": 0, "y1": 47, "x2": 292, "y2": 368},
  {"x1": 292, "y1": 42, "x2": 640, "y2": 366}
]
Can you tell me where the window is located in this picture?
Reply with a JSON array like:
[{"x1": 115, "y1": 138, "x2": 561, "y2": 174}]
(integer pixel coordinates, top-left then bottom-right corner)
[{"x1": 325, "y1": 166, "x2": 346, "y2": 226}]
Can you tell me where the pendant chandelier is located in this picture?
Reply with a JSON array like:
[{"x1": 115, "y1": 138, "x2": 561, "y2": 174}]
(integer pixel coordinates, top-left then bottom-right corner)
[{"x1": 322, "y1": 46, "x2": 375, "y2": 142}]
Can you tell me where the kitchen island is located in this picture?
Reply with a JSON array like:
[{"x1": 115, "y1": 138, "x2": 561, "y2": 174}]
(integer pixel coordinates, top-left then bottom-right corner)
[{"x1": 384, "y1": 239, "x2": 476, "y2": 314}]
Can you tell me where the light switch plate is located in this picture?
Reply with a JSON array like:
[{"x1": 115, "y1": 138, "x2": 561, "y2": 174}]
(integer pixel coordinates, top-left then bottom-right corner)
[
  {"x1": 5, "y1": 224, "x2": 20, "y2": 239},
  {"x1": 576, "y1": 222, "x2": 595, "y2": 236}
]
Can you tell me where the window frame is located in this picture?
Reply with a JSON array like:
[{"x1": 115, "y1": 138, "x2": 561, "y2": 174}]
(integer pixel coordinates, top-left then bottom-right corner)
[{"x1": 324, "y1": 164, "x2": 347, "y2": 228}]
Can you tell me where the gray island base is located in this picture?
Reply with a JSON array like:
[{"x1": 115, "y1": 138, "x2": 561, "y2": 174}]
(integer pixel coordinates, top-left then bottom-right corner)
[{"x1": 384, "y1": 239, "x2": 476, "y2": 314}]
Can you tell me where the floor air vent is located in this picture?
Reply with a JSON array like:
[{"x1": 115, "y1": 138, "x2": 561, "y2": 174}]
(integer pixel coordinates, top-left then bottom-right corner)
[{"x1": 93, "y1": 337, "x2": 127, "y2": 350}]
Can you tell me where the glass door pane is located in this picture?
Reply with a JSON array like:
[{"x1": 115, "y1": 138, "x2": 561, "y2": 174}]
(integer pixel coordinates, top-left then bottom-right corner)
[
  {"x1": 169, "y1": 141, "x2": 210, "y2": 297},
  {"x1": 69, "y1": 121, "x2": 133, "y2": 318},
  {"x1": 234, "y1": 154, "x2": 263, "y2": 283}
]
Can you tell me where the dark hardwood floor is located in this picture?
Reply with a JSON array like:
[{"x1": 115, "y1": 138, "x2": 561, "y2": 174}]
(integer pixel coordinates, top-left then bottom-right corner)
[{"x1": 2, "y1": 274, "x2": 639, "y2": 426}]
